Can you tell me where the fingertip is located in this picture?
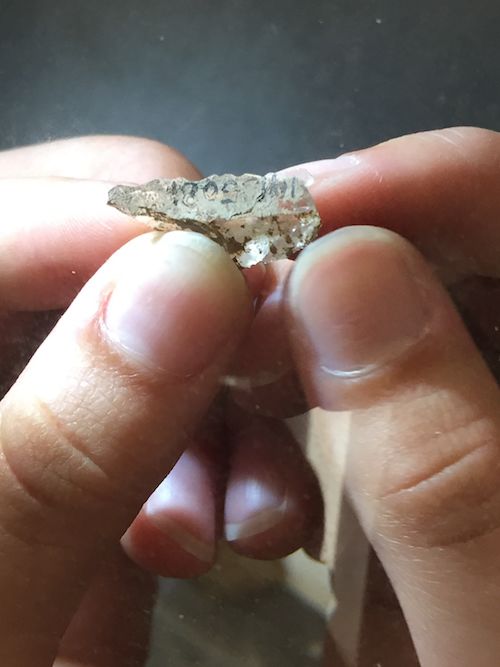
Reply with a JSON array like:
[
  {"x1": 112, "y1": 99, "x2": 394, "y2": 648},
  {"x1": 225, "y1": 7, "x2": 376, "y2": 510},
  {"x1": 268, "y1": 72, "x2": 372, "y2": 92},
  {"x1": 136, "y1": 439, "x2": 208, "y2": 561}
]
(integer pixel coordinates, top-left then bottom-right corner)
[
  {"x1": 122, "y1": 517, "x2": 214, "y2": 579},
  {"x1": 122, "y1": 449, "x2": 217, "y2": 578},
  {"x1": 97, "y1": 230, "x2": 251, "y2": 378},
  {"x1": 285, "y1": 226, "x2": 449, "y2": 410},
  {"x1": 224, "y1": 418, "x2": 322, "y2": 560}
]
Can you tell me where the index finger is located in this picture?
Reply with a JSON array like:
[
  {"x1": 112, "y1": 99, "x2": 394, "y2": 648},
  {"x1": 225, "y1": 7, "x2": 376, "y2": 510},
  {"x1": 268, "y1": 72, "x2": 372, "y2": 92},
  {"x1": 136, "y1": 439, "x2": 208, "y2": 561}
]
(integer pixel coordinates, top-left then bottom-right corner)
[
  {"x1": 0, "y1": 135, "x2": 200, "y2": 182},
  {"x1": 0, "y1": 136, "x2": 201, "y2": 310},
  {"x1": 304, "y1": 126, "x2": 500, "y2": 281},
  {"x1": 0, "y1": 178, "x2": 144, "y2": 310}
]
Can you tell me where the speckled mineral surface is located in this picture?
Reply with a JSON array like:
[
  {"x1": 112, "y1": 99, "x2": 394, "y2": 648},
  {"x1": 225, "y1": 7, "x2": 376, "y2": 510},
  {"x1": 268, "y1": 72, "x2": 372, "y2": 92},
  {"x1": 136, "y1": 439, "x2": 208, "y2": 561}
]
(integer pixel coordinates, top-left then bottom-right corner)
[{"x1": 108, "y1": 173, "x2": 321, "y2": 268}]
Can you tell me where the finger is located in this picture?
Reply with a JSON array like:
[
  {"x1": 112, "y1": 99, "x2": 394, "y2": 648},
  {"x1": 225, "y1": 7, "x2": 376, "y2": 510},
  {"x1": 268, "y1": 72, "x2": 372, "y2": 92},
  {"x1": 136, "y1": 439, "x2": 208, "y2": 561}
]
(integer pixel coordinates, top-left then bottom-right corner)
[
  {"x1": 231, "y1": 261, "x2": 293, "y2": 386},
  {"x1": 0, "y1": 135, "x2": 200, "y2": 182},
  {"x1": 0, "y1": 138, "x2": 203, "y2": 395},
  {"x1": 228, "y1": 261, "x2": 308, "y2": 418},
  {"x1": 0, "y1": 230, "x2": 250, "y2": 666},
  {"x1": 290, "y1": 127, "x2": 500, "y2": 281},
  {"x1": 123, "y1": 404, "x2": 227, "y2": 579},
  {"x1": 0, "y1": 137, "x2": 202, "y2": 311},
  {"x1": 230, "y1": 127, "x2": 500, "y2": 419},
  {"x1": 0, "y1": 179, "x2": 154, "y2": 310},
  {"x1": 1, "y1": 199, "x2": 265, "y2": 314},
  {"x1": 448, "y1": 275, "x2": 500, "y2": 382},
  {"x1": 324, "y1": 557, "x2": 418, "y2": 667},
  {"x1": 123, "y1": 444, "x2": 218, "y2": 579},
  {"x1": 224, "y1": 414, "x2": 322, "y2": 560},
  {"x1": 287, "y1": 226, "x2": 500, "y2": 667},
  {"x1": 56, "y1": 549, "x2": 156, "y2": 667},
  {"x1": 351, "y1": 553, "x2": 418, "y2": 667}
]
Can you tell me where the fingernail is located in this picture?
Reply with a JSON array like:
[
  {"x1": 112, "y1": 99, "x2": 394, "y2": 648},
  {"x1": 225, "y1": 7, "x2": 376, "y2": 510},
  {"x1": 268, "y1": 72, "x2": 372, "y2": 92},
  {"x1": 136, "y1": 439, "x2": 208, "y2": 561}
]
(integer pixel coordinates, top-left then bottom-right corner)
[
  {"x1": 289, "y1": 226, "x2": 430, "y2": 377},
  {"x1": 278, "y1": 154, "x2": 362, "y2": 187},
  {"x1": 144, "y1": 454, "x2": 214, "y2": 562},
  {"x1": 225, "y1": 481, "x2": 287, "y2": 541},
  {"x1": 103, "y1": 231, "x2": 248, "y2": 376},
  {"x1": 148, "y1": 514, "x2": 213, "y2": 562},
  {"x1": 225, "y1": 429, "x2": 288, "y2": 542}
]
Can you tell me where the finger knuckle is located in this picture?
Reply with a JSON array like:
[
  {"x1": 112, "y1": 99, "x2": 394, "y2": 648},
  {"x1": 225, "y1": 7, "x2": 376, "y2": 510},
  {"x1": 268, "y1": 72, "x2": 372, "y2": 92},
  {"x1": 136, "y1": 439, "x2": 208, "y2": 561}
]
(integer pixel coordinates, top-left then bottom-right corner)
[
  {"x1": 371, "y1": 391, "x2": 500, "y2": 549},
  {"x1": 0, "y1": 393, "x2": 122, "y2": 524}
]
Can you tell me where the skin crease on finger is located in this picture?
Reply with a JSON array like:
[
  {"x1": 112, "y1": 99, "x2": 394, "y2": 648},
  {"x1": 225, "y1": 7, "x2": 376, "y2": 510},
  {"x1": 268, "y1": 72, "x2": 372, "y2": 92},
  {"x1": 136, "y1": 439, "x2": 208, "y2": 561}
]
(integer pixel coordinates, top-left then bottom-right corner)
[
  {"x1": 0, "y1": 137, "x2": 303, "y2": 583},
  {"x1": 286, "y1": 224, "x2": 500, "y2": 667},
  {"x1": 0, "y1": 138, "x2": 254, "y2": 667},
  {"x1": 0, "y1": 231, "x2": 252, "y2": 667},
  {"x1": 68, "y1": 128, "x2": 500, "y2": 666},
  {"x1": 0, "y1": 137, "x2": 241, "y2": 583},
  {"x1": 4, "y1": 129, "x2": 500, "y2": 666},
  {"x1": 129, "y1": 127, "x2": 500, "y2": 580}
]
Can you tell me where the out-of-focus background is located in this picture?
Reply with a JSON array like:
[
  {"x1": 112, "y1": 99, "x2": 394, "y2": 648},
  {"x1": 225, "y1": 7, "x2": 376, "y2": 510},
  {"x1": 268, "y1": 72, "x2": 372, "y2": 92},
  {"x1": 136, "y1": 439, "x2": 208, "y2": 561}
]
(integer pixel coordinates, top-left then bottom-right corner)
[
  {"x1": 1, "y1": 1, "x2": 499, "y2": 664},
  {"x1": 1, "y1": 0, "x2": 499, "y2": 174}
]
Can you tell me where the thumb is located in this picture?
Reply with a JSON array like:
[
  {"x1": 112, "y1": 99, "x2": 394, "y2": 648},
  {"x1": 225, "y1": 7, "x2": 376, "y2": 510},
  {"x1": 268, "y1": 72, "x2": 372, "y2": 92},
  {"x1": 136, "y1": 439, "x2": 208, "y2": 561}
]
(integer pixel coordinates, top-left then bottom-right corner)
[
  {"x1": 286, "y1": 227, "x2": 500, "y2": 667},
  {"x1": 0, "y1": 231, "x2": 250, "y2": 667}
]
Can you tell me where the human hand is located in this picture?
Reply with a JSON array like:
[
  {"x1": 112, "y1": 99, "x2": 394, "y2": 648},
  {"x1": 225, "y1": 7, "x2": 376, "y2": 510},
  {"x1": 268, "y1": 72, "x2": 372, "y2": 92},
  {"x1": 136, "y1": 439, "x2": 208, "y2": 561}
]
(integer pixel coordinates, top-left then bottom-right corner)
[
  {"x1": 0, "y1": 136, "x2": 256, "y2": 666},
  {"x1": 230, "y1": 127, "x2": 500, "y2": 666},
  {"x1": 5, "y1": 127, "x2": 500, "y2": 667}
]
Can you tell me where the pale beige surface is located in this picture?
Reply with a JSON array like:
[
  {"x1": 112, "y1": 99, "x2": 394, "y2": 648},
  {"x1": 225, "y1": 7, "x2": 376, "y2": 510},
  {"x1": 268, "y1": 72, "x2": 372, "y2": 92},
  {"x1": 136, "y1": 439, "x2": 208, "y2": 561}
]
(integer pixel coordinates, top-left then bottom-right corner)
[
  {"x1": 281, "y1": 549, "x2": 332, "y2": 616},
  {"x1": 288, "y1": 408, "x2": 372, "y2": 664},
  {"x1": 287, "y1": 407, "x2": 352, "y2": 568}
]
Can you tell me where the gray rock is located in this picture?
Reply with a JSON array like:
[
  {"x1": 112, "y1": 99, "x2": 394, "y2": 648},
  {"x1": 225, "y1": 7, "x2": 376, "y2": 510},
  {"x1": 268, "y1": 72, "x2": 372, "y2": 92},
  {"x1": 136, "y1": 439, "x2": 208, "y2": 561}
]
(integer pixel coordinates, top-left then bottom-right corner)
[{"x1": 108, "y1": 173, "x2": 321, "y2": 268}]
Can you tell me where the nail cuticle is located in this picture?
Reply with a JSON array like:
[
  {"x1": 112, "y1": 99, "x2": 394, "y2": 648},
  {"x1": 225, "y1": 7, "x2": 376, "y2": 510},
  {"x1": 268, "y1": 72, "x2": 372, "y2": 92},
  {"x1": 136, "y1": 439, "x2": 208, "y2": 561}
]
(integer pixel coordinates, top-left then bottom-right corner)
[
  {"x1": 150, "y1": 515, "x2": 213, "y2": 562},
  {"x1": 318, "y1": 326, "x2": 430, "y2": 379}
]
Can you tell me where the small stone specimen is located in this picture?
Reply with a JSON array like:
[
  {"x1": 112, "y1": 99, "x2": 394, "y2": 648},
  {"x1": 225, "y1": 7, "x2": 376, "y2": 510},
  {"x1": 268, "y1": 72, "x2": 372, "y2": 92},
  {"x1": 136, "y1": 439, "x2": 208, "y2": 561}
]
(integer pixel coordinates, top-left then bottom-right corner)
[{"x1": 108, "y1": 173, "x2": 321, "y2": 268}]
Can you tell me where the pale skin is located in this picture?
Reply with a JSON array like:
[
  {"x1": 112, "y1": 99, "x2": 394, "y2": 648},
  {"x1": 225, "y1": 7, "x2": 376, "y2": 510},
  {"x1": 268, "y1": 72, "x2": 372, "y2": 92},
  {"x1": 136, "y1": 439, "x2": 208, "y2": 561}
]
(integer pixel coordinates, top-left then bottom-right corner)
[{"x1": 1, "y1": 128, "x2": 500, "y2": 666}]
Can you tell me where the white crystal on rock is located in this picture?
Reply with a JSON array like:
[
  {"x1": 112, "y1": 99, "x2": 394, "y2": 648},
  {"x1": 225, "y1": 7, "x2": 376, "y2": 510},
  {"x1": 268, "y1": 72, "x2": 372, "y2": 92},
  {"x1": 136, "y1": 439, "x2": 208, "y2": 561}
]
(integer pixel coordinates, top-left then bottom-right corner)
[{"x1": 108, "y1": 173, "x2": 321, "y2": 268}]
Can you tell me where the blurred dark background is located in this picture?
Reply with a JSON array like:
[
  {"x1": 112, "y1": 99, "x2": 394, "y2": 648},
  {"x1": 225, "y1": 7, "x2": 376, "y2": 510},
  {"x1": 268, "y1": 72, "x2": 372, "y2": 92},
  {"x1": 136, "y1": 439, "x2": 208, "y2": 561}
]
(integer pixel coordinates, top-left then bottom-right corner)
[{"x1": 1, "y1": 0, "x2": 499, "y2": 174}]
